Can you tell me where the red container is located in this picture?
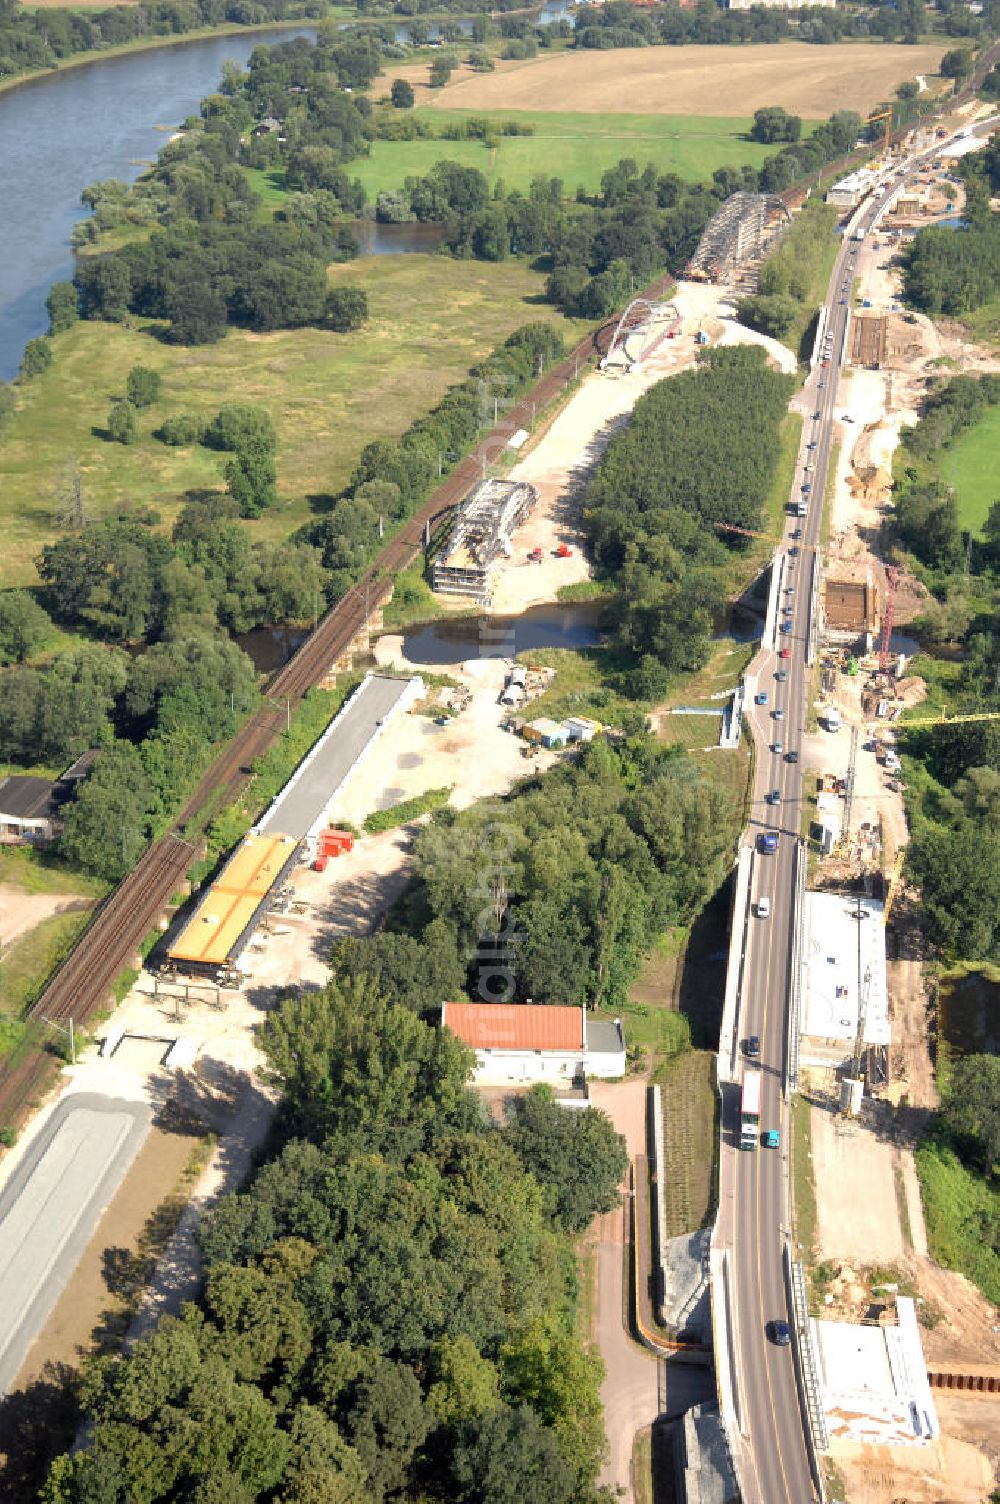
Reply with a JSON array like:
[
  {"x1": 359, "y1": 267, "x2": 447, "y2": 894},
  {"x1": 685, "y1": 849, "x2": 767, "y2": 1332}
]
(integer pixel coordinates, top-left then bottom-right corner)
[
  {"x1": 312, "y1": 855, "x2": 329, "y2": 872},
  {"x1": 330, "y1": 828, "x2": 354, "y2": 852}
]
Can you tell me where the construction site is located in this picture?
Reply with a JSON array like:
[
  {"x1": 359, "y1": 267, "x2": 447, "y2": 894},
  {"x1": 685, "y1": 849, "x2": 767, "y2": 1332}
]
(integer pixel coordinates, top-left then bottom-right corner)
[
  {"x1": 162, "y1": 672, "x2": 423, "y2": 982},
  {"x1": 431, "y1": 478, "x2": 538, "y2": 603},
  {"x1": 685, "y1": 191, "x2": 792, "y2": 290}
]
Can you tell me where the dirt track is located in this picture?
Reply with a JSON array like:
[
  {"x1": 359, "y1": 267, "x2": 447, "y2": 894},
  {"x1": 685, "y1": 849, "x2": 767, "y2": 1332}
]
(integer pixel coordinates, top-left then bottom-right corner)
[{"x1": 405, "y1": 43, "x2": 946, "y2": 119}]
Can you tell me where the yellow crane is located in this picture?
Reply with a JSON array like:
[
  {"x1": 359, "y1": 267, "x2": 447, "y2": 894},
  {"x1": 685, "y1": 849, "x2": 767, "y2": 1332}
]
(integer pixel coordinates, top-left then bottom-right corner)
[
  {"x1": 867, "y1": 108, "x2": 894, "y2": 159},
  {"x1": 895, "y1": 709, "x2": 1000, "y2": 728}
]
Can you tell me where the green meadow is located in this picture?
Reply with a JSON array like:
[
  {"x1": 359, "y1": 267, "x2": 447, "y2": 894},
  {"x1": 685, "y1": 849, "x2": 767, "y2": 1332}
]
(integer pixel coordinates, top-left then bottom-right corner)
[{"x1": 250, "y1": 109, "x2": 795, "y2": 206}]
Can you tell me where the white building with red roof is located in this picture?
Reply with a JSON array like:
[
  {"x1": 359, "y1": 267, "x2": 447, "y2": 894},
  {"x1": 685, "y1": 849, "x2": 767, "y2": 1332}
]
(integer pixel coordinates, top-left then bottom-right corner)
[{"x1": 441, "y1": 1002, "x2": 626, "y2": 1086}]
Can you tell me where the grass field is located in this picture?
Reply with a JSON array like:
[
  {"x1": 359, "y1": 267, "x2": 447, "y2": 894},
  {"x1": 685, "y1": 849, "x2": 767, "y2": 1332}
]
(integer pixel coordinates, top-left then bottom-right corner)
[
  {"x1": 657, "y1": 1050, "x2": 717, "y2": 1237},
  {"x1": 347, "y1": 110, "x2": 786, "y2": 199},
  {"x1": 916, "y1": 1138, "x2": 1000, "y2": 1308},
  {"x1": 0, "y1": 256, "x2": 587, "y2": 588},
  {"x1": 390, "y1": 42, "x2": 946, "y2": 120},
  {"x1": 940, "y1": 403, "x2": 1000, "y2": 535}
]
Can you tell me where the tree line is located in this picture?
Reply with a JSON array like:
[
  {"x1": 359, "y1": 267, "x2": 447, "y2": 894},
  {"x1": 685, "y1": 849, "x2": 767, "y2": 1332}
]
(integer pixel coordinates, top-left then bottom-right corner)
[
  {"x1": 41, "y1": 977, "x2": 626, "y2": 1503},
  {"x1": 568, "y1": 0, "x2": 935, "y2": 48},
  {"x1": 581, "y1": 345, "x2": 794, "y2": 686}
]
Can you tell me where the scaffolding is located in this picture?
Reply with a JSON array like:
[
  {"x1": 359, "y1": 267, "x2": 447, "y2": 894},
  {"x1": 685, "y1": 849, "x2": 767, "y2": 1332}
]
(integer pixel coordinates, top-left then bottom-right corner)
[
  {"x1": 686, "y1": 192, "x2": 792, "y2": 289},
  {"x1": 432, "y1": 479, "x2": 538, "y2": 602}
]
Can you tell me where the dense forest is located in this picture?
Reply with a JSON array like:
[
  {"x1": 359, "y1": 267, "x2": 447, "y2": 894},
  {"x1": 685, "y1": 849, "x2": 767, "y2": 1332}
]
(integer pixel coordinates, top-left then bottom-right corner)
[
  {"x1": 580, "y1": 345, "x2": 793, "y2": 686},
  {"x1": 39, "y1": 977, "x2": 627, "y2": 1502}
]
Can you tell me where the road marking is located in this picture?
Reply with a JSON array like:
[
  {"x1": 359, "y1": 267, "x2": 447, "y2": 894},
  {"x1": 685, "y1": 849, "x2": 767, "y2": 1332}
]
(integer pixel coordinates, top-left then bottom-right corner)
[{"x1": 751, "y1": 878, "x2": 794, "y2": 1501}]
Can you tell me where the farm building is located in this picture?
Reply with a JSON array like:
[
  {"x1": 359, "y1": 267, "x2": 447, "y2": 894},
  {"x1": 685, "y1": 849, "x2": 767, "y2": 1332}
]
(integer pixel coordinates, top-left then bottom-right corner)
[
  {"x1": 441, "y1": 1002, "x2": 626, "y2": 1085},
  {"x1": 432, "y1": 479, "x2": 538, "y2": 602},
  {"x1": 0, "y1": 777, "x2": 61, "y2": 844},
  {"x1": 0, "y1": 751, "x2": 100, "y2": 844}
]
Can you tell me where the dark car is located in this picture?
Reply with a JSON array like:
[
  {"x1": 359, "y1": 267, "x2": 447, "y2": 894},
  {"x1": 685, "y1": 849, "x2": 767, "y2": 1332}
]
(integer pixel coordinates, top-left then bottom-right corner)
[
  {"x1": 785, "y1": 750, "x2": 799, "y2": 764},
  {"x1": 775, "y1": 670, "x2": 788, "y2": 682},
  {"x1": 768, "y1": 1320, "x2": 792, "y2": 1347},
  {"x1": 744, "y1": 1035, "x2": 761, "y2": 1059}
]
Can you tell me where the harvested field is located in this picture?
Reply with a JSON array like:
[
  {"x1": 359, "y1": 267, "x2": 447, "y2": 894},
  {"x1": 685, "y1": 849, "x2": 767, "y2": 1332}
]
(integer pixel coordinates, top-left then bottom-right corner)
[{"x1": 401, "y1": 43, "x2": 946, "y2": 120}]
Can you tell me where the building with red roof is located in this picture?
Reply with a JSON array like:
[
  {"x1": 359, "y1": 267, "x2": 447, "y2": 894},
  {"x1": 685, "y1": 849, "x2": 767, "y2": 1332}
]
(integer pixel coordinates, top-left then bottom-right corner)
[{"x1": 441, "y1": 1002, "x2": 625, "y2": 1085}]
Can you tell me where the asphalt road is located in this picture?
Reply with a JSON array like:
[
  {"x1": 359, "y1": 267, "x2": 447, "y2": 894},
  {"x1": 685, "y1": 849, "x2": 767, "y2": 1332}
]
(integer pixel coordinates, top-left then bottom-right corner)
[
  {"x1": 722, "y1": 129, "x2": 974, "y2": 1502},
  {"x1": 0, "y1": 1093, "x2": 151, "y2": 1396}
]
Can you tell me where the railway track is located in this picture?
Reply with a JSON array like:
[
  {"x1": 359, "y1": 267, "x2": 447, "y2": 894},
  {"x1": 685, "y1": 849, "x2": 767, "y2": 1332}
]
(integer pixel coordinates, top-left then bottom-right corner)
[{"x1": 0, "y1": 305, "x2": 622, "y2": 1125}]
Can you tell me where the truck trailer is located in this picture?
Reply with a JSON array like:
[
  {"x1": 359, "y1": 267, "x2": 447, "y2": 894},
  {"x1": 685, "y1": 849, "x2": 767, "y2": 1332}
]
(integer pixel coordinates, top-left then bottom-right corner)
[{"x1": 740, "y1": 1068, "x2": 762, "y2": 1149}]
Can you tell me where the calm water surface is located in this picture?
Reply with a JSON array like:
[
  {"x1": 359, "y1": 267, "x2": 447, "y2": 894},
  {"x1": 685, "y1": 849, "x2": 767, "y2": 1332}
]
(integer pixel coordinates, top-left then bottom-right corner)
[{"x1": 0, "y1": 28, "x2": 315, "y2": 380}]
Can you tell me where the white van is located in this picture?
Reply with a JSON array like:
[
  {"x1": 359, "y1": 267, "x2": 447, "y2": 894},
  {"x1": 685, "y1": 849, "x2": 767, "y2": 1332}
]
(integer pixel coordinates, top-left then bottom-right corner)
[{"x1": 757, "y1": 897, "x2": 771, "y2": 919}]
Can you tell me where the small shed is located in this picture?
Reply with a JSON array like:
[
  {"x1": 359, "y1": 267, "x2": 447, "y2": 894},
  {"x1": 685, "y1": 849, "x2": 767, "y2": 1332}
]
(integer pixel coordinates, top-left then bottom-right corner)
[
  {"x1": 563, "y1": 716, "x2": 601, "y2": 743},
  {"x1": 523, "y1": 718, "x2": 569, "y2": 749}
]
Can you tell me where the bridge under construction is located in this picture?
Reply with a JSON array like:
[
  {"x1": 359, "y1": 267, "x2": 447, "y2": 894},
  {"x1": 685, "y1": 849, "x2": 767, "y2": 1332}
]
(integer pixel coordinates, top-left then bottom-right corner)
[{"x1": 686, "y1": 192, "x2": 793, "y2": 291}]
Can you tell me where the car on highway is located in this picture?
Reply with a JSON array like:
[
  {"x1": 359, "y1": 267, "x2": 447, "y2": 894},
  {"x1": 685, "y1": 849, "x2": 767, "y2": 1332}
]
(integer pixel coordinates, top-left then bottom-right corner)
[
  {"x1": 757, "y1": 832, "x2": 778, "y2": 854},
  {"x1": 773, "y1": 707, "x2": 785, "y2": 720},
  {"x1": 743, "y1": 1035, "x2": 761, "y2": 1058},
  {"x1": 791, "y1": 528, "x2": 801, "y2": 538},
  {"x1": 775, "y1": 671, "x2": 787, "y2": 682},
  {"x1": 762, "y1": 1130, "x2": 780, "y2": 1149},
  {"x1": 769, "y1": 788, "x2": 781, "y2": 804},
  {"x1": 801, "y1": 484, "x2": 812, "y2": 494},
  {"x1": 814, "y1": 410, "x2": 821, "y2": 420},
  {"x1": 806, "y1": 441, "x2": 816, "y2": 450},
  {"x1": 779, "y1": 620, "x2": 792, "y2": 634},
  {"x1": 755, "y1": 691, "x2": 768, "y2": 705},
  {"x1": 756, "y1": 897, "x2": 770, "y2": 919},
  {"x1": 789, "y1": 545, "x2": 799, "y2": 556},
  {"x1": 785, "y1": 584, "x2": 795, "y2": 594},
  {"x1": 785, "y1": 750, "x2": 799, "y2": 763},
  {"x1": 768, "y1": 1320, "x2": 792, "y2": 1347},
  {"x1": 778, "y1": 647, "x2": 791, "y2": 658},
  {"x1": 818, "y1": 380, "x2": 826, "y2": 389}
]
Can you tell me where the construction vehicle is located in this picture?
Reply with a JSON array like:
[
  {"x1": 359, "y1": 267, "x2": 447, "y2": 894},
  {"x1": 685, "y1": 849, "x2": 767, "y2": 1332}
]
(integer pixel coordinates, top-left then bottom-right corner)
[
  {"x1": 740, "y1": 1068, "x2": 762, "y2": 1150},
  {"x1": 555, "y1": 543, "x2": 573, "y2": 559},
  {"x1": 527, "y1": 548, "x2": 543, "y2": 564}
]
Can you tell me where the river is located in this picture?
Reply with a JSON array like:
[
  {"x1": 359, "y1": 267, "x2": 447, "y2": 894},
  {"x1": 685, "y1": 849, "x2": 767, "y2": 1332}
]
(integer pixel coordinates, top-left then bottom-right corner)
[
  {"x1": 0, "y1": 2, "x2": 577, "y2": 381},
  {"x1": 0, "y1": 28, "x2": 323, "y2": 381}
]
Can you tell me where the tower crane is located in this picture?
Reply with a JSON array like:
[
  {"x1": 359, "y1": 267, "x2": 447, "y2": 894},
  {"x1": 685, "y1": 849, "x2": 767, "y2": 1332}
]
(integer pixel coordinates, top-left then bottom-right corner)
[{"x1": 867, "y1": 108, "x2": 894, "y2": 158}]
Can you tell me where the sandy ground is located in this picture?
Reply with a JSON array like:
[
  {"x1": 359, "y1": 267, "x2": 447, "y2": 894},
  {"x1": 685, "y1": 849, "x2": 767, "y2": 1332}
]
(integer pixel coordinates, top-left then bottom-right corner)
[
  {"x1": 0, "y1": 885, "x2": 90, "y2": 949},
  {"x1": 487, "y1": 280, "x2": 794, "y2": 617},
  {"x1": 392, "y1": 43, "x2": 945, "y2": 119},
  {"x1": 810, "y1": 1101, "x2": 905, "y2": 1266},
  {"x1": 831, "y1": 1432, "x2": 995, "y2": 1504}
]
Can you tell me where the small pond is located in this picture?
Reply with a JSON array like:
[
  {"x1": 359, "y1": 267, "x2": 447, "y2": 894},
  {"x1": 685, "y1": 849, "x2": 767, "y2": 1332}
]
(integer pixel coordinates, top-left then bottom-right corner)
[{"x1": 402, "y1": 601, "x2": 604, "y2": 664}]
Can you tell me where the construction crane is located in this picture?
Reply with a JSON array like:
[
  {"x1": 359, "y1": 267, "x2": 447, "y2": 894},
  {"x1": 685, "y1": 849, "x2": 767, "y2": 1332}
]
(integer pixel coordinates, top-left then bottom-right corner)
[
  {"x1": 895, "y1": 708, "x2": 1000, "y2": 728},
  {"x1": 851, "y1": 961, "x2": 873, "y2": 1086},
  {"x1": 867, "y1": 108, "x2": 894, "y2": 158}
]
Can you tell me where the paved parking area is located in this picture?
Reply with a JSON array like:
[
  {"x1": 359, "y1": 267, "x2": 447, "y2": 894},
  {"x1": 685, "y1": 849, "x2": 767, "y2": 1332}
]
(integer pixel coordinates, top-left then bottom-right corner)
[{"x1": 0, "y1": 1093, "x2": 151, "y2": 1394}]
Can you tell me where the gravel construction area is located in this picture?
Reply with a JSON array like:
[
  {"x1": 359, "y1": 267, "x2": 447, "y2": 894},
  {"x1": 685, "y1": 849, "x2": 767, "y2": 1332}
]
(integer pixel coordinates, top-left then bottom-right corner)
[{"x1": 396, "y1": 44, "x2": 945, "y2": 120}]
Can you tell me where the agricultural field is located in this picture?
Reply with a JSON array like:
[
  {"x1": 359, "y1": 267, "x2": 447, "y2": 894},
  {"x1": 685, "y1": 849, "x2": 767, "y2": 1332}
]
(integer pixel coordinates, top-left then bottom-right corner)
[
  {"x1": 0, "y1": 256, "x2": 588, "y2": 588},
  {"x1": 389, "y1": 42, "x2": 946, "y2": 120},
  {"x1": 349, "y1": 110, "x2": 789, "y2": 199},
  {"x1": 940, "y1": 403, "x2": 1000, "y2": 534}
]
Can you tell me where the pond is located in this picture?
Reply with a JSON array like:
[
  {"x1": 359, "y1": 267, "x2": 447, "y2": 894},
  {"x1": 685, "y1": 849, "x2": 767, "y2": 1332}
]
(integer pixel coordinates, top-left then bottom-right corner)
[{"x1": 401, "y1": 601, "x2": 604, "y2": 664}]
